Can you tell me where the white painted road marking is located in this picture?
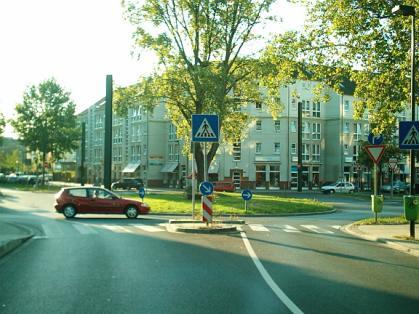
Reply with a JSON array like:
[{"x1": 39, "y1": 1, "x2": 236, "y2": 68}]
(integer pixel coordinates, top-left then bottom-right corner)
[
  {"x1": 99, "y1": 225, "x2": 133, "y2": 233},
  {"x1": 283, "y1": 225, "x2": 301, "y2": 233},
  {"x1": 248, "y1": 224, "x2": 270, "y2": 232},
  {"x1": 301, "y1": 225, "x2": 334, "y2": 234},
  {"x1": 331, "y1": 225, "x2": 341, "y2": 230},
  {"x1": 130, "y1": 224, "x2": 164, "y2": 232},
  {"x1": 71, "y1": 223, "x2": 99, "y2": 235},
  {"x1": 239, "y1": 231, "x2": 304, "y2": 314}
]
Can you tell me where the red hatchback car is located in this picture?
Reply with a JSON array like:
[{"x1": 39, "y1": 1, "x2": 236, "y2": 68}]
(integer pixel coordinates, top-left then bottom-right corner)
[{"x1": 54, "y1": 187, "x2": 150, "y2": 219}]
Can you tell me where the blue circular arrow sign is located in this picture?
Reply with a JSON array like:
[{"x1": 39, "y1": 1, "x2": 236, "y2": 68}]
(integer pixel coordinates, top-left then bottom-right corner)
[
  {"x1": 368, "y1": 133, "x2": 384, "y2": 145},
  {"x1": 199, "y1": 181, "x2": 213, "y2": 196},
  {"x1": 138, "y1": 187, "x2": 145, "y2": 199},
  {"x1": 241, "y1": 189, "x2": 253, "y2": 201}
]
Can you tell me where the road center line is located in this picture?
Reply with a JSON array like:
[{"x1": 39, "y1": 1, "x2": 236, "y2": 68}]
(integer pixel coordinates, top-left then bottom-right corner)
[{"x1": 239, "y1": 231, "x2": 303, "y2": 314}]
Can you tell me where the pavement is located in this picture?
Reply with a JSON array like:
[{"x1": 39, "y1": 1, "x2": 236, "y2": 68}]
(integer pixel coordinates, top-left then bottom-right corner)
[{"x1": 0, "y1": 218, "x2": 418, "y2": 259}]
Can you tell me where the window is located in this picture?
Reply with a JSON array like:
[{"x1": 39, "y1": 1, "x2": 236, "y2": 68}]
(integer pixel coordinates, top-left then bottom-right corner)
[
  {"x1": 256, "y1": 143, "x2": 262, "y2": 154},
  {"x1": 131, "y1": 144, "x2": 141, "y2": 161},
  {"x1": 291, "y1": 143, "x2": 296, "y2": 155},
  {"x1": 312, "y1": 144, "x2": 320, "y2": 161},
  {"x1": 364, "y1": 124, "x2": 370, "y2": 135},
  {"x1": 354, "y1": 123, "x2": 361, "y2": 140},
  {"x1": 344, "y1": 144, "x2": 349, "y2": 155},
  {"x1": 302, "y1": 144, "x2": 310, "y2": 161},
  {"x1": 274, "y1": 120, "x2": 280, "y2": 133},
  {"x1": 344, "y1": 100, "x2": 350, "y2": 112},
  {"x1": 255, "y1": 101, "x2": 262, "y2": 110},
  {"x1": 168, "y1": 143, "x2": 179, "y2": 161},
  {"x1": 353, "y1": 145, "x2": 359, "y2": 161},
  {"x1": 312, "y1": 101, "x2": 320, "y2": 117},
  {"x1": 233, "y1": 141, "x2": 241, "y2": 161},
  {"x1": 290, "y1": 121, "x2": 297, "y2": 133},
  {"x1": 302, "y1": 100, "x2": 310, "y2": 117},
  {"x1": 95, "y1": 115, "x2": 103, "y2": 128},
  {"x1": 274, "y1": 143, "x2": 280, "y2": 154},
  {"x1": 256, "y1": 120, "x2": 262, "y2": 131},
  {"x1": 168, "y1": 123, "x2": 176, "y2": 140},
  {"x1": 269, "y1": 165, "x2": 280, "y2": 189},
  {"x1": 312, "y1": 123, "x2": 321, "y2": 140},
  {"x1": 68, "y1": 189, "x2": 87, "y2": 197},
  {"x1": 303, "y1": 122, "x2": 311, "y2": 140},
  {"x1": 344, "y1": 122, "x2": 350, "y2": 133}
]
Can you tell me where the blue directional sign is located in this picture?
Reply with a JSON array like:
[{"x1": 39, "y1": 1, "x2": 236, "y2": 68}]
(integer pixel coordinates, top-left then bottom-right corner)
[
  {"x1": 192, "y1": 114, "x2": 219, "y2": 143},
  {"x1": 368, "y1": 133, "x2": 384, "y2": 145},
  {"x1": 199, "y1": 181, "x2": 214, "y2": 196},
  {"x1": 241, "y1": 189, "x2": 253, "y2": 201},
  {"x1": 138, "y1": 187, "x2": 145, "y2": 199},
  {"x1": 399, "y1": 121, "x2": 419, "y2": 149}
]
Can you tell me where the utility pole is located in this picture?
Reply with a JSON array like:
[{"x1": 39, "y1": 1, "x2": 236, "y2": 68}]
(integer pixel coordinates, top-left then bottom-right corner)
[
  {"x1": 103, "y1": 75, "x2": 113, "y2": 190},
  {"x1": 80, "y1": 122, "x2": 85, "y2": 186},
  {"x1": 297, "y1": 101, "x2": 302, "y2": 192}
]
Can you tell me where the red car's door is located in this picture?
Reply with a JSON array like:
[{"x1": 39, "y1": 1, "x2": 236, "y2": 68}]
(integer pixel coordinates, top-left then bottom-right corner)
[
  {"x1": 89, "y1": 188, "x2": 121, "y2": 214},
  {"x1": 67, "y1": 188, "x2": 93, "y2": 213}
]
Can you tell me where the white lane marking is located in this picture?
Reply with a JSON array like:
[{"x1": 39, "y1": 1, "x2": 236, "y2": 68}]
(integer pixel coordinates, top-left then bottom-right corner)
[
  {"x1": 41, "y1": 223, "x2": 64, "y2": 238},
  {"x1": 71, "y1": 223, "x2": 99, "y2": 235},
  {"x1": 130, "y1": 224, "x2": 164, "y2": 232},
  {"x1": 283, "y1": 225, "x2": 301, "y2": 233},
  {"x1": 99, "y1": 225, "x2": 133, "y2": 233},
  {"x1": 301, "y1": 225, "x2": 334, "y2": 234},
  {"x1": 331, "y1": 225, "x2": 341, "y2": 230},
  {"x1": 248, "y1": 224, "x2": 270, "y2": 232},
  {"x1": 240, "y1": 231, "x2": 304, "y2": 314}
]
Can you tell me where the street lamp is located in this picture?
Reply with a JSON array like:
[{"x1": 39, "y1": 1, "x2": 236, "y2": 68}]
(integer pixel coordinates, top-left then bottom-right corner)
[
  {"x1": 392, "y1": 4, "x2": 416, "y2": 238},
  {"x1": 392, "y1": 4, "x2": 416, "y2": 195}
]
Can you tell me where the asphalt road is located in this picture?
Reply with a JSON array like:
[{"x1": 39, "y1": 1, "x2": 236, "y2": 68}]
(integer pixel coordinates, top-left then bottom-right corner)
[{"x1": 0, "y1": 189, "x2": 418, "y2": 313}]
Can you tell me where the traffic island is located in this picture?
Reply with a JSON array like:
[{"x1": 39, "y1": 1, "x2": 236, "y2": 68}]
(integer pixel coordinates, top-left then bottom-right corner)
[{"x1": 167, "y1": 221, "x2": 239, "y2": 234}]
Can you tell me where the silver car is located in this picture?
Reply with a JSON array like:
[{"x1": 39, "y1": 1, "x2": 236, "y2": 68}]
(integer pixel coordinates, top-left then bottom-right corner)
[{"x1": 321, "y1": 182, "x2": 355, "y2": 194}]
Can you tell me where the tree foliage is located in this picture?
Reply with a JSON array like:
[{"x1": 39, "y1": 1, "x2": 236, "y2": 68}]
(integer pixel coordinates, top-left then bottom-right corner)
[
  {"x1": 0, "y1": 112, "x2": 5, "y2": 145},
  {"x1": 118, "y1": 0, "x2": 280, "y2": 180},
  {"x1": 11, "y1": 78, "x2": 80, "y2": 172},
  {"x1": 263, "y1": 0, "x2": 418, "y2": 134}
]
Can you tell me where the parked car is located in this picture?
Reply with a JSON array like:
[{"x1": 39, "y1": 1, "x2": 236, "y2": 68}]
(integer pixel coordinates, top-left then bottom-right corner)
[
  {"x1": 213, "y1": 180, "x2": 235, "y2": 192},
  {"x1": 381, "y1": 181, "x2": 408, "y2": 194},
  {"x1": 321, "y1": 182, "x2": 355, "y2": 194},
  {"x1": 111, "y1": 178, "x2": 144, "y2": 190},
  {"x1": 54, "y1": 187, "x2": 150, "y2": 219}
]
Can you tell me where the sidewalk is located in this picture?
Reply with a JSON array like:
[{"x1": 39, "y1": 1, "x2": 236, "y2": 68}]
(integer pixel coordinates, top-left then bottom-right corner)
[
  {"x1": 0, "y1": 221, "x2": 33, "y2": 258},
  {"x1": 343, "y1": 223, "x2": 419, "y2": 257}
]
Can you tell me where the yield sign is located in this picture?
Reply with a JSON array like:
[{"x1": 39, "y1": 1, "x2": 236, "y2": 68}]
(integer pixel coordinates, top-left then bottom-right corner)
[{"x1": 365, "y1": 145, "x2": 385, "y2": 164}]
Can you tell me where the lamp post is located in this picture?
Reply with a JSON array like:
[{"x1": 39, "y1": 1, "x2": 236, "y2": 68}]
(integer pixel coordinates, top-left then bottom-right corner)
[
  {"x1": 392, "y1": 4, "x2": 416, "y2": 195},
  {"x1": 392, "y1": 4, "x2": 416, "y2": 238}
]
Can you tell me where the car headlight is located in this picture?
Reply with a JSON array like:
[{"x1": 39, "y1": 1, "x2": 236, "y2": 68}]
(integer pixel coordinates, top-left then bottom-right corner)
[{"x1": 142, "y1": 203, "x2": 149, "y2": 208}]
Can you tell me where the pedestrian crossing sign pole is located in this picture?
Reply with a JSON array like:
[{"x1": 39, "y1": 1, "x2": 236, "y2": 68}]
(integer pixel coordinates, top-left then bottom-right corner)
[{"x1": 191, "y1": 114, "x2": 219, "y2": 220}]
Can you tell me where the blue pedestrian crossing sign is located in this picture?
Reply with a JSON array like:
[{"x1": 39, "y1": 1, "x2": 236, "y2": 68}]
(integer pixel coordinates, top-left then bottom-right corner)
[
  {"x1": 192, "y1": 114, "x2": 219, "y2": 142},
  {"x1": 399, "y1": 121, "x2": 419, "y2": 149}
]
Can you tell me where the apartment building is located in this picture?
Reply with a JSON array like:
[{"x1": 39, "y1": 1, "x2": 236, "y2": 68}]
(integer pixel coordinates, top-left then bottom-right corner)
[{"x1": 76, "y1": 79, "x2": 409, "y2": 189}]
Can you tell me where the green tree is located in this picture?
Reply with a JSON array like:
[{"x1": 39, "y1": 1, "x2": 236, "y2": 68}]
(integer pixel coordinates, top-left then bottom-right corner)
[
  {"x1": 0, "y1": 112, "x2": 5, "y2": 145},
  {"x1": 262, "y1": 0, "x2": 417, "y2": 134},
  {"x1": 11, "y1": 78, "x2": 80, "y2": 182},
  {"x1": 118, "y1": 0, "x2": 280, "y2": 181}
]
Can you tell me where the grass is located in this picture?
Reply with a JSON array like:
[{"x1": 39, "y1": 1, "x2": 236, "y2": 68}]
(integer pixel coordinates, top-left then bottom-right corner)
[
  {"x1": 354, "y1": 215, "x2": 417, "y2": 225},
  {"x1": 124, "y1": 191, "x2": 333, "y2": 215}
]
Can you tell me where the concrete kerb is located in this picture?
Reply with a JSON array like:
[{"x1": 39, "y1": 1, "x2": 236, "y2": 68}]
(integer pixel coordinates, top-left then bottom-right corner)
[
  {"x1": 167, "y1": 223, "x2": 238, "y2": 234},
  {"x1": 0, "y1": 222, "x2": 34, "y2": 258},
  {"x1": 342, "y1": 223, "x2": 419, "y2": 258}
]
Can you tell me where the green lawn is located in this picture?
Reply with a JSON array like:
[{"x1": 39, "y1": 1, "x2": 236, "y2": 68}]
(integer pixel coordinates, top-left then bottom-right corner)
[
  {"x1": 125, "y1": 191, "x2": 333, "y2": 215},
  {"x1": 354, "y1": 215, "x2": 417, "y2": 225}
]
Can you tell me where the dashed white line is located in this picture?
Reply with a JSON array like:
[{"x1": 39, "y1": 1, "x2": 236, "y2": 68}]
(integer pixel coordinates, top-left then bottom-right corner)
[
  {"x1": 239, "y1": 230, "x2": 303, "y2": 314},
  {"x1": 283, "y1": 225, "x2": 301, "y2": 233},
  {"x1": 301, "y1": 225, "x2": 334, "y2": 234},
  {"x1": 71, "y1": 223, "x2": 99, "y2": 234},
  {"x1": 248, "y1": 224, "x2": 270, "y2": 232}
]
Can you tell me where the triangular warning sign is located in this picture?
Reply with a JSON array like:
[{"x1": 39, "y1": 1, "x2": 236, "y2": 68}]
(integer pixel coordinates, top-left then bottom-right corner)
[
  {"x1": 365, "y1": 145, "x2": 385, "y2": 164},
  {"x1": 194, "y1": 118, "x2": 216, "y2": 139},
  {"x1": 401, "y1": 124, "x2": 419, "y2": 145}
]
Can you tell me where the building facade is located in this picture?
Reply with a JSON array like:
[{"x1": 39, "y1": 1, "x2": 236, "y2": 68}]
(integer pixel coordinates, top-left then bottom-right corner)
[{"x1": 76, "y1": 79, "x2": 409, "y2": 189}]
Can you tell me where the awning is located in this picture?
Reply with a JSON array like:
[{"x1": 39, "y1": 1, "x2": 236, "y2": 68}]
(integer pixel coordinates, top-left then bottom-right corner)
[
  {"x1": 208, "y1": 162, "x2": 219, "y2": 174},
  {"x1": 254, "y1": 156, "x2": 280, "y2": 163},
  {"x1": 122, "y1": 161, "x2": 142, "y2": 173},
  {"x1": 161, "y1": 162, "x2": 179, "y2": 173}
]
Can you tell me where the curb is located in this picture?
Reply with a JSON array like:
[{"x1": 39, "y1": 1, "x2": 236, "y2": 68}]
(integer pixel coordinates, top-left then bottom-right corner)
[
  {"x1": 169, "y1": 219, "x2": 245, "y2": 225},
  {"x1": 151, "y1": 208, "x2": 336, "y2": 218},
  {"x1": 167, "y1": 223, "x2": 238, "y2": 234},
  {"x1": 342, "y1": 223, "x2": 419, "y2": 258},
  {"x1": 0, "y1": 223, "x2": 34, "y2": 258}
]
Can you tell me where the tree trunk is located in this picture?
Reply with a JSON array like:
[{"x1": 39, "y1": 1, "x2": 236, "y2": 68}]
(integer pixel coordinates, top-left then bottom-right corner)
[
  {"x1": 42, "y1": 152, "x2": 46, "y2": 185},
  {"x1": 193, "y1": 142, "x2": 219, "y2": 183}
]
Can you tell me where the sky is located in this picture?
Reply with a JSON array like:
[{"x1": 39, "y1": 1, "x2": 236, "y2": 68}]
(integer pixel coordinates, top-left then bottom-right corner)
[{"x1": 0, "y1": 0, "x2": 305, "y2": 138}]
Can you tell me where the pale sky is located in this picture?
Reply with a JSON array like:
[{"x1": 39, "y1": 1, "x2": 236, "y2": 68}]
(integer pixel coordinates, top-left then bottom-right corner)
[{"x1": 0, "y1": 0, "x2": 305, "y2": 138}]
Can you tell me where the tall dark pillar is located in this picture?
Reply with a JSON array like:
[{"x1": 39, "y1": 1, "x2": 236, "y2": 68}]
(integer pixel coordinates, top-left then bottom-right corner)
[{"x1": 104, "y1": 75, "x2": 113, "y2": 189}]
